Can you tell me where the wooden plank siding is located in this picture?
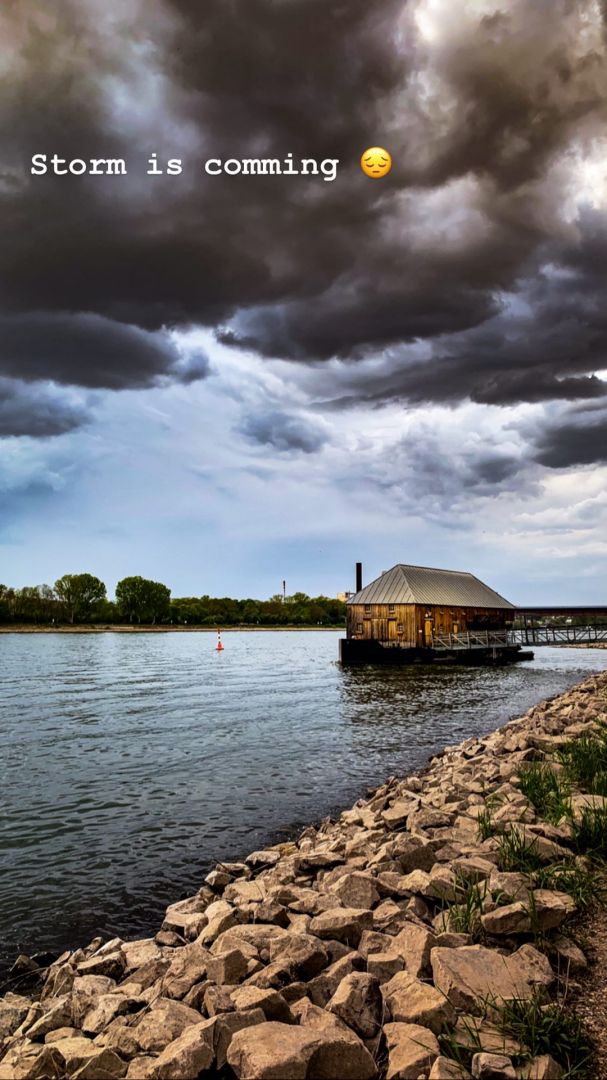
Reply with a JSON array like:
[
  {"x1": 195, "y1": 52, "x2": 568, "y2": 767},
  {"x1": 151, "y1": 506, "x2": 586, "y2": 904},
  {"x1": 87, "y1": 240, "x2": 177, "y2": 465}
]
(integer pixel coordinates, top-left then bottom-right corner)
[{"x1": 347, "y1": 603, "x2": 514, "y2": 647}]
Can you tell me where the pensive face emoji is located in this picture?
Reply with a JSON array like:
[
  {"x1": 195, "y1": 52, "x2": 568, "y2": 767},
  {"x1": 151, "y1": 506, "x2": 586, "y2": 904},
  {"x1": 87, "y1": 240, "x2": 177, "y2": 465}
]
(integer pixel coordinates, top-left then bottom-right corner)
[{"x1": 360, "y1": 147, "x2": 392, "y2": 179}]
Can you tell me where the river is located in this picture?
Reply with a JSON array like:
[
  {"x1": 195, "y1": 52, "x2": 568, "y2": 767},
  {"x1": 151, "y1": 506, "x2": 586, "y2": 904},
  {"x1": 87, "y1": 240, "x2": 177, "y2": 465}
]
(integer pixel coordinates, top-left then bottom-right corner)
[{"x1": 1, "y1": 630, "x2": 605, "y2": 975}]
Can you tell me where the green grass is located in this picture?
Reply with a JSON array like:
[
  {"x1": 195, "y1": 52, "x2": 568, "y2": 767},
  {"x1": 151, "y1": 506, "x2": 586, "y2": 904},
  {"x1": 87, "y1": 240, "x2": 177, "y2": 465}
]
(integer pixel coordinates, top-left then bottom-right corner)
[
  {"x1": 500, "y1": 994, "x2": 593, "y2": 1079},
  {"x1": 532, "y1": 860, "x2": 605, "y2": 909},
  {"x1": 439, "y1": 876, "x2": 488, "y2": 938},
  {"x1": 570, "y1": 805, "x2": 607, "y2": 860},
  {"x1": 439, "y1": 994, "x2": 594, "y2": 1079},
  {"x1": 557, "y1": 729, "x2": 607, "y2": 797},
  {"x1": 518, "y1": 762, "x2": 571, "y2": 824},
  {"x1": 477, "y1": 807, "x2": 496, "y2": 841},
  {"x1": 497, "y1": 827, "x2": 546, "y2": 874}
]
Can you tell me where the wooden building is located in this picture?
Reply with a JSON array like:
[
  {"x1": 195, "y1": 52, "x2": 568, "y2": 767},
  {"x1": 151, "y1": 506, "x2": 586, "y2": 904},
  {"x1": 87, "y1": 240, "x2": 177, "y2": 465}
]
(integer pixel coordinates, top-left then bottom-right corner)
[{"x1": 340, "y1": 563, "x2": 523, "y2": 665}]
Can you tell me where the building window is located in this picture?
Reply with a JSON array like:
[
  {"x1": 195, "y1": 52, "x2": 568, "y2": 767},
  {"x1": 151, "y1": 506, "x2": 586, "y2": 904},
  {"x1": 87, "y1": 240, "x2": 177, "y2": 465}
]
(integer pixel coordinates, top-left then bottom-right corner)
[
  {"x1": 397, "y1": 624, "x2": 403, "y2": 633},
  {"x1": 356, "y1": 623, "x2": 363, "y2": 633},
  {"x1": 364, "y1": 605, "x2": 371, "y2": 614},
  {"x1": 388, "y1": 604, "x2": 395, "y2": 614}
]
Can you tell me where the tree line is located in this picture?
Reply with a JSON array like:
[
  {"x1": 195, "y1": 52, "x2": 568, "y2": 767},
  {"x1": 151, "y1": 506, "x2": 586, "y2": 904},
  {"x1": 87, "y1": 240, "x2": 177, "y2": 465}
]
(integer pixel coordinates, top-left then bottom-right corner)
[{"x1": 0, "y1": 575, "x2": 346, "y2": 627}]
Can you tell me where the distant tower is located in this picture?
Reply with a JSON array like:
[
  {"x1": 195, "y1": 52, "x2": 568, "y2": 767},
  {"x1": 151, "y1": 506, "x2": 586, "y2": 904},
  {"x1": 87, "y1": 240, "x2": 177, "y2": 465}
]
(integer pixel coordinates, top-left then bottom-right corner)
[{"x1": 282, "y1": 579, "x2": 286, "y2": 603}]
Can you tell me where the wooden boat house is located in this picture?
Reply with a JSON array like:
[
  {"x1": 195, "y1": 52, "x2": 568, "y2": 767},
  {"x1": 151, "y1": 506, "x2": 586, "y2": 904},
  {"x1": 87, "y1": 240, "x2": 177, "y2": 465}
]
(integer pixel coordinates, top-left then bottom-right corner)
[{"x1": 339, "y1": 563, "x2": 528, "y2": 665}]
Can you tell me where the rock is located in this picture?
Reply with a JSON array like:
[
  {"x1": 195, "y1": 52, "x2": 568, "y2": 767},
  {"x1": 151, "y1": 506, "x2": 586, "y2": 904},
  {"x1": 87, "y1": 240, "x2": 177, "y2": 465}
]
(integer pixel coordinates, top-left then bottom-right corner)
[
  {"x1": 71, "y1": 1048, "x2": 129, "y2": 1078},
  {"x1": 44, "y1": 1036, "x2": 96, "y2": 1072},
  {"x1": 268, "y1": 933, "x2": 329, "y2": 979},
  {"x1": 393, "y1": 923, "x2": 436, "y2": 978},
  {"x1": 161, "y1": 943, "x2": 209, "y2": 999},
  {"x1": 366, "y1": 951, "x2": 404, "y2": 983},
  {"x1": 531, "y1": 890, "x2": 576, "y2": 931},
  {"x1": 148, "y1": 1020, "x2": 215, "y2": 1079},
  {"x1": 551, "y1": 935, "x2": 587, "y2": 973},
  {"x1": 70, "y1": 976, "x2": 117, "y2": 1023},
  {"x1": 382, "y1": 971, "x2": 455, "y2": 1033},
  {"x1": 517, "y1": 1055, "x2": 563, "y2": 1078},
  {"x1": 210, "y1": 923, "x2": 288, "y2": 956},
  {"x1": 2, "y1": 1042, "x2": 66, "y2": 1079},
  {"x1": 328, "y1": 872, "x2": 380, "y2": 910},
  {"x1": 82, "y1": 993, "x2": 146, "y2": 1035},
  {"x1": 204, "y1": 984, "x2": 235, "y2": 1016},
  {"x1": 307, "y1": 952, "x2": 364, "y2": 1007},
  {"x1": 77, "y1": 950, "x2": 126, "y2": 981},
  {"x1": 429, "y1": 1058, "x2": 470, "y2": 1078},
  {"x1": 308, "y1": 908, "x2": 373, "y2": 946},
  {"x1": 471, "y1": 1052, "x2": 516, "y2": 1079},
  {"x1": 384, "y1": 1021, "x2": 440, "y2": 1079},
  {"x1": 431, "y1": 945, "x2": 553, "y2": 1015},
  {"x1": 569, "y1": 793, "x2": 607, "y2": 823},
  {"x1": 327, "y1": 972, "x2": 382, "y2": 1038},
  {"x1": 154, "y1": 932, "x2": 184, "y2": 949},
  {"x1": 0, "y1": 994, "x2": 32, "y2": 1040},
  {"x1": 213, "y1": 1008, "x2": 267, "y2": 1068},
  {"x1": 452, "y1": 856, "x2": 496, "y2": 882},
  {"x1": 205, "y1": 868, "x2": 233, "y2": 890},
  {"x1": 488, "y1": 872, "x2": 530, "y2": 904},
  {"x1": 45, "y1": 1027, "x2": 81, "y2": 1043},
  {"x1": 395, "y1": 870, "x2": 432, "y2": 896},
  {"x1": 393, "y1": 836, "x2": 436, "y2": 873},
  {"x1": 206, "y1": 947, "x2": 249, "y2": 985},
  {"x1": 451, "y1": 1016, "x2": 523, "y2": 1058},
  {"x1": 122, "y1": 940, "x2": 162, "y2": 973},
  {"x1": 293, "y1": 1000, "x2": 377, "y2": 1077},
  {"x1": 224, "y1": 880, "x2": 266, "y2": 905},
  {"x1": 480, "y1": 903, "x2": 532, "y2": 936},
  {"x1": 25, "y1": 996, "x2": 73, "y2": 1040},
  {"x1": 126, "y1": 1056, "x2": 158, "y2": 1079},
  {"x1": 225, "y1": 1021, "x2": 322, "y2": 1078},
  {"x1": 382, "y1": 798, "x2": 420, "y2": 829},
  {"x1": 246, "y1": 849, "x2": 282, "y2": 868},
  {"x1": 358, "y1": 930, "x2": 392, "y2": 959},
  {"x1": 230, "y1": 986, "x2": 293, "y2": 1023},
  {"x1": 128, "y1": 998, "x2": 202, "y2": 1054}
]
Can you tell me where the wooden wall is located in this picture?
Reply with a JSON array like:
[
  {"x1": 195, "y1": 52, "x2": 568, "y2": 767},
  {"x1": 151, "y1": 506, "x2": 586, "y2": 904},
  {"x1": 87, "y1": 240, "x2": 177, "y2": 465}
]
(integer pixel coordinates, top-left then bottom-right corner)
[{"x1": 346, "y1": 603, "x2": 513, "y2": 646}]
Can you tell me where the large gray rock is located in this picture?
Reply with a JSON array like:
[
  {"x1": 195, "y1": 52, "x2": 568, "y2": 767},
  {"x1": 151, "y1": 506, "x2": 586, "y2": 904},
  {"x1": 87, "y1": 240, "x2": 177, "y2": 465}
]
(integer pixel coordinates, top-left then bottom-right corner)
[
  {"x1": 227, "y1": 1018, "x2": 376, "y2": 1079},
  {"x1": 308, "y1": 908, "x2": 373, "y2": 947}
]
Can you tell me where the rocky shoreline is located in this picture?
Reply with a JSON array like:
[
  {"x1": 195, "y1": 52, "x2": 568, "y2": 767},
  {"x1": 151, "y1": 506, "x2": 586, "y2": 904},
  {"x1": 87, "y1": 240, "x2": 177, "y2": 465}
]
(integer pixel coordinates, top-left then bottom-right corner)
[{"x1": 2, "y1": 671, "x2": 607, "y2": 1080}]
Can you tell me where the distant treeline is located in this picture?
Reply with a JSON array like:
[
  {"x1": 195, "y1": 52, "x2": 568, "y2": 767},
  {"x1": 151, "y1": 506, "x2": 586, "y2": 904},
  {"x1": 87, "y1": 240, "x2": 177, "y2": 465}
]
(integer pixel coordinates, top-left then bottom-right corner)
[{"x1": 0, "y1": 575, "x2": 346, "y2": 627}]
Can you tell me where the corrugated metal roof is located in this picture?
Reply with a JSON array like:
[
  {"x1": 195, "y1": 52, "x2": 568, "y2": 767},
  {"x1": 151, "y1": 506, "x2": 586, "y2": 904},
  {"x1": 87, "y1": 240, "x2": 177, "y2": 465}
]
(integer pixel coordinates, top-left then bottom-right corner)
[{"x1": 348, "y1": 564, "x2": 515, "y2": 609}]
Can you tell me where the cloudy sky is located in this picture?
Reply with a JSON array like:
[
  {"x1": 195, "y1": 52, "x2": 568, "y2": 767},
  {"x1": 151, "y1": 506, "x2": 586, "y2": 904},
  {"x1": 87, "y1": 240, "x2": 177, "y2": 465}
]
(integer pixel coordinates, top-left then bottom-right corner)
[{"x1": 2, "y1": 0, "x2": 607, "y2": 602}]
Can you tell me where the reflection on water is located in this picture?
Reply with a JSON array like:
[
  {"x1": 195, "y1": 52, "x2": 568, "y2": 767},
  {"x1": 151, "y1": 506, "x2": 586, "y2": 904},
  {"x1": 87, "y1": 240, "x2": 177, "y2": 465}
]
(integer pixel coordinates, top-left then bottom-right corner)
[{"x1": 0, "y1": 630, "x2": 605, "y2": 973}]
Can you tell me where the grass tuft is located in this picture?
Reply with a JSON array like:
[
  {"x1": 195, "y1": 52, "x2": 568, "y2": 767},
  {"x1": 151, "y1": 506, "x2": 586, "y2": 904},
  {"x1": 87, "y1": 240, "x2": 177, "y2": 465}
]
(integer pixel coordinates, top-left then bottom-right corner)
[
  {"x1": 497, "y1": 827, "x2": 545, "y2": 874},
  {"x1": 570, "y1": 805, "x2": 607, "y2": 861},
  {"x1": 500, "y1": 993, "x2": 593, "y2": 1079},
  {"x1": 518, "y1": 762, "x2": 571, "y2": 824}
]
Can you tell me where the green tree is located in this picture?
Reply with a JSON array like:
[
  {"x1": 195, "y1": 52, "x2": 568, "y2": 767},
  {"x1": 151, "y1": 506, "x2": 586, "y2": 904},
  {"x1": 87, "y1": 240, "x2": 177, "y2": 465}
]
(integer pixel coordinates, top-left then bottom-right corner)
[
  {"x1": 54, "y1": 573, "x2": 107, "y2": 624},
  {"x1": 115, "y1": 576, "x2": 171, "y2": 624}
]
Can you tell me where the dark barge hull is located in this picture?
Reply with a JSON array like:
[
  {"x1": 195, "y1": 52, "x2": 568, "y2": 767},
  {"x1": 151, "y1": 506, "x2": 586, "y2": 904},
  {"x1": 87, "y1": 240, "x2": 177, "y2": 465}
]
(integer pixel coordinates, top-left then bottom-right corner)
[{"x1": 339, "y1": 639, "x2": 534, "y2": 666}]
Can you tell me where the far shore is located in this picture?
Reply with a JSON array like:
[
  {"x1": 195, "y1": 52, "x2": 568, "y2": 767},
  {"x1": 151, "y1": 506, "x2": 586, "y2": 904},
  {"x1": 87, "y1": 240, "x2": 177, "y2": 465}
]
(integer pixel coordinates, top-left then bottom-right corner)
[{"x1": 0, "y1": 624, "x2": 344, "y2": 634}]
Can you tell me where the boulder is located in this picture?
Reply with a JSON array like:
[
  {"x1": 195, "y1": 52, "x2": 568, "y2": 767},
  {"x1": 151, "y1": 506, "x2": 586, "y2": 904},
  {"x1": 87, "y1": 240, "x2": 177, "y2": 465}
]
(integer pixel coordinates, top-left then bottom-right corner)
[
  {"x1": 308, "y1": 953, "x2": 364, "y2": 1008},
  {"x1": 127, "y1": 998, "x2": 202, "y2": 1054},
  {"x1": 268, "y1": 933, "x2": 329, "y2": 979},
  {"x1": 230, "y1": 986, "x2": 293, "y2": 1023},
  {"x1": 531, "y1": 890, "x2": 576, "y2": 931},
  {"x1": 393, "y1": 924, "x2": 436, "y2": 978},
  {"x1": 206, "y1": 947, "x2": 249, "y2": 985},
  {"x1": 327, "y1": 972, "x2": 382, "y2": 1038},
  {"x1": 289, "y1": 1003, "x2": 378, "y2": 1078},
  {"x1": 225, "y1": 1021, "x2": 325, "y2": 1079},
  {"x1": 328, "y1": 872, "x2": 380, "y2": 910},
  {"x1": 431, "y1": 945, "x2": 553, "y2": 1015},
  {"x1": 213, "y1": 1008, "x2": 267, "y2": 1068},
  {"x1": 429, "y1": 1058, "x2": 471, "y2": 1078},
  {"x1": 480, "y1": 903, "x2": 532, "y2": 936},
  {"x1": 384, "y1": 1021, "x2": 440, "y2": 1079},
  {"x1": 0, "y1": 994, "x2": 32, "y2": 1041},
  {"x1": 68, "y1": 1047, "x2": 128, "y2": 1078},
  {"x1": 471, "y1": 1052, "x2": 516, "y2": 1079},
  {"x1": 308, "y1": 908, "x2": 372, "y2": 947},
  {"x1": 25, "y1": 997, "x2": 73, "y2": 1041},
  {"x1": 77, "y1": 951, "x2": 125, "y2": 981},
  {"x1": 366, "y1": 951, "x2": 404, "y2": 983},
  {"x1": 148, "y1": 1020, "x2": 213, "y2": 1077},
  {"x1": 82, "y1": 993, "x2": 146, "y2": 1035},
  {"x1": 382, "y1": 971, "x2": 455, "y2": 1033},
  {"x1": 161, "y1": 943, "x2": 209, "y2": 999},
  {"x1": 210, "y1": 923, "x2": 288, "y2": 956}
]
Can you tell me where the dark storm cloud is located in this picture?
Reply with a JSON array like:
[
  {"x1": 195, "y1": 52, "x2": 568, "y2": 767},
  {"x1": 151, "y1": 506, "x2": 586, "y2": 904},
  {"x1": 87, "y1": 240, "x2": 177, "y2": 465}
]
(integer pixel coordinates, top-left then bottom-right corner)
[
  {"x1": 0, "y1": 313, "x2": 208, "y2": 390},
  {"x1": 0, "y1": 378, "x2": 88, "y2": 437},
  {"x1": 1, "y1": 0, "x2": 607, "y2": 429},
  {"x1": 239, "y1": 410, "x2": 330, "y2": 454},
  {"x1": 534, "y1": 414, "x2": 607, "y2": 467}
]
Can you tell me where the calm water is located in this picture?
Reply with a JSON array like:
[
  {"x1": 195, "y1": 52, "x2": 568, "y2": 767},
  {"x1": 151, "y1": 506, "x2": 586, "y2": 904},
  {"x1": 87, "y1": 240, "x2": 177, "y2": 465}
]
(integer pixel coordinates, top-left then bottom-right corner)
[{"x1": 1, "y1": 630, "x2": 606, "y2": 975}]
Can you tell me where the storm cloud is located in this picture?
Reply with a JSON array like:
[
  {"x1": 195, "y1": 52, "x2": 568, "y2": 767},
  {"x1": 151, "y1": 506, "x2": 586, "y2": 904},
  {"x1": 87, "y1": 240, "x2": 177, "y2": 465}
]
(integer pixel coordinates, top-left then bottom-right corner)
[{"x1": 0, "y1": 0, "x2": 606, "y2": 519}]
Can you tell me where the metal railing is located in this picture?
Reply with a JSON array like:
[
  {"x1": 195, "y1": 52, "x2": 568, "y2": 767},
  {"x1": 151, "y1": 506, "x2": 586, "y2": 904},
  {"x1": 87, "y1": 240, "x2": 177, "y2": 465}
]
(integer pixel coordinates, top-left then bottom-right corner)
[
  {"x1": 433, "y1": 631, "x2": 511, "y2": 651},
  {"x1": 511, "y1": 625, "x2": 607, "y2": 646}
]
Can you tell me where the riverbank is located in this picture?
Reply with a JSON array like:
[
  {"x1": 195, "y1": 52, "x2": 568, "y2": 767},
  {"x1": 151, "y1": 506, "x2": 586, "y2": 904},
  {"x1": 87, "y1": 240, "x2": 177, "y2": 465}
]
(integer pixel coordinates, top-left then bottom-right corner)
[{"x1": 2, "y1": 672, "x2": 606, "y2": 1079}]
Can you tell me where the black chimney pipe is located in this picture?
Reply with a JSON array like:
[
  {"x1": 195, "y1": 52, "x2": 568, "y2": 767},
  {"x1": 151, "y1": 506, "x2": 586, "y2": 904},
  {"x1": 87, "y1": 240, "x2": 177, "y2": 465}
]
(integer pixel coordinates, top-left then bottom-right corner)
[{"x1": 356, "y1": 562, "x2": 363, "y2": 593}]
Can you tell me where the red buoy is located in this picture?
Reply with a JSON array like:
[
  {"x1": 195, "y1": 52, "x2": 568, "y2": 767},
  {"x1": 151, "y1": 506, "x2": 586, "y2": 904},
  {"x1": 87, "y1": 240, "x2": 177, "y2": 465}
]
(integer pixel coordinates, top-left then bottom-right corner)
[{"x1": 216, "y1": 629, "x2": 224, "y2": 652}]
